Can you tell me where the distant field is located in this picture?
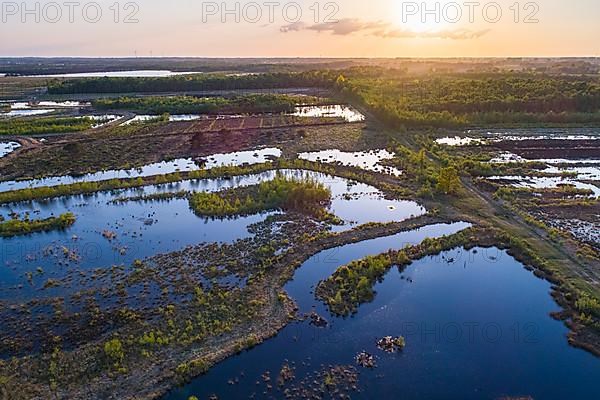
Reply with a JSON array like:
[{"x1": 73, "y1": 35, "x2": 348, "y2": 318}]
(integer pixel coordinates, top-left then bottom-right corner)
[{"x1": 0, "y1": 76, "x2": 48, "y2": 100}]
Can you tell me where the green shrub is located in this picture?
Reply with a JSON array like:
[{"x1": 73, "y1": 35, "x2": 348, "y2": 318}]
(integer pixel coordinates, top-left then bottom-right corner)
[{"x1": 104, "y1": 338, "x2": 125, "y2": 369}]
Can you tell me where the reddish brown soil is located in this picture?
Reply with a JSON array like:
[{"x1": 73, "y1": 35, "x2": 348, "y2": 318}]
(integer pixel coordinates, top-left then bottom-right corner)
[{"x1": 0, "y1": 117, "x2": 372, "y2": 181}]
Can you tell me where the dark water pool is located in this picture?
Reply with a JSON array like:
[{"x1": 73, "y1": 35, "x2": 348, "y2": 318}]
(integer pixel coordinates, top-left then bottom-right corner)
[{"x1": 165, "y1": 223, "x2": 600, "y2": 400}]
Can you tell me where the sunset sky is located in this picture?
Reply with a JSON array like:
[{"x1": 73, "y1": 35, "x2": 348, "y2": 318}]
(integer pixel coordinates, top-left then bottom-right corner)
[{"x1": 1, "y1": 0, "x2": 599, "y2": 57}]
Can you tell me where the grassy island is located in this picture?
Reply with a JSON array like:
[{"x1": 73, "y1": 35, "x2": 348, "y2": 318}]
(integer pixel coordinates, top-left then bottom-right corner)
[
  {"x1": 0, "y1": 212, "x2": 76, "y2": 237},
  {"x1": 189, "y1": 174, "x2": 331, "y2": 218}
]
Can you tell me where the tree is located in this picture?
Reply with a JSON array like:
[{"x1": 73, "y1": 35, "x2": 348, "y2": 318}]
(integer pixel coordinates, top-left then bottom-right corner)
[
  {"x1": 437, "y1": 166, "x2": 461, "y2": 195},
  {"x1": 104, "y1": 338, "x2": 125, "y2": 368},
  {"x1": 357, "y1": 277, "x2": 371, "y2": 298},
  {"x1": 416, "y1": 149, "x2": 426, "y2": 172}
]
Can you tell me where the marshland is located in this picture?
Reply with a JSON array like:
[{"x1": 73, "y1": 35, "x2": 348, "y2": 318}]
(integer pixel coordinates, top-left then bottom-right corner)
[{"x1": 0, "y1": 58, "x2": 599, "y2": 400}]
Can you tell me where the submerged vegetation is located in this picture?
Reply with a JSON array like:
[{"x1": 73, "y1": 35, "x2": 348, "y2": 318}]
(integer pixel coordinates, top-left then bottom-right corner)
[
  {"x1": 189, "y1": 174, "x2": 331, "y2": 217},
  {"x1": 0, "y1": 212, "x2": 75, "y2": 237}
]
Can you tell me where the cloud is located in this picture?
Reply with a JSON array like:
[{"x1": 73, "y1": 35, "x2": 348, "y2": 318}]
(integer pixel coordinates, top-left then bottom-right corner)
[
  {"x1": 280, "y1": 18, "x2": 490, "y2": 40},
  {"x1": 280, "y1": 21, "x2": 307, "y2": 32},
  {"x1": 306, "y1": 19, "x2": 389, "y2": 35},
  {"x1": 377, "y1": 27, "x2": 491, "y2": 40}
]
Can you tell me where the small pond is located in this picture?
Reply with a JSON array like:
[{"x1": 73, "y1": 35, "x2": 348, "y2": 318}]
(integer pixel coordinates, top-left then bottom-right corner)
[
  {"x1": 0, "y1": 142, "x2": 20, "y2": 158},
  {"x1": 298, "y1": 149, "x2": 402, "y2": 177}
]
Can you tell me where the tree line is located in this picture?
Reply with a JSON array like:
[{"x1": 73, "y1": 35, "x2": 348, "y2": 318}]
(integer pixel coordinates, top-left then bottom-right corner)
[
  {"x1": 48, "y1": 72, "x2": 335, "y2": 94},
  {"x1": 92, "y1": 94, "x2": 308, "y2": 114},
  {"x1": 334, "y1": 67, "x2": 600, "y2": 127}
]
